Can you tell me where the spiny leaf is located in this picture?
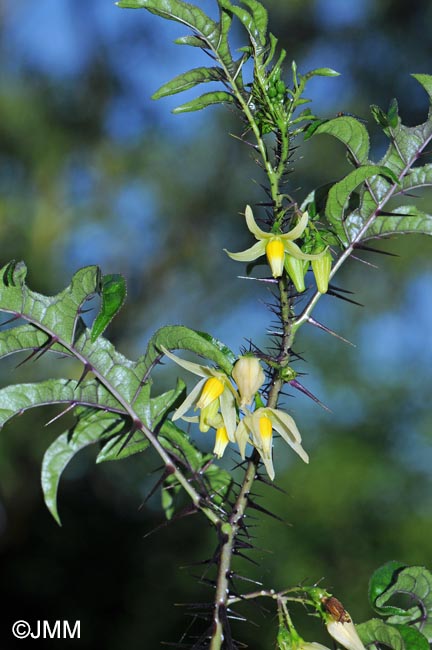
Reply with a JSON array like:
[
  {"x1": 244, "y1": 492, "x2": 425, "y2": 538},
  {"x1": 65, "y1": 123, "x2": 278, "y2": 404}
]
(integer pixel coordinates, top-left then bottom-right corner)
[
  {"x1": 42, "y1": 409, "x2": 127, "y2": 525},
  {"x1": 361, "y1": 206, "x2": 432, "y2": 240},
  {"x1": 91, "y1": 273, "x2": 126, "y2": 342},
  {"x1": 172, "y1": 90, "x2": 236, "y2": 113},
  {"x1": 0, "y1": 262, "x2": 99, "y2": 346},
  {"x1": 0, "y1": 379, "x2": 126, "y2": 430}
]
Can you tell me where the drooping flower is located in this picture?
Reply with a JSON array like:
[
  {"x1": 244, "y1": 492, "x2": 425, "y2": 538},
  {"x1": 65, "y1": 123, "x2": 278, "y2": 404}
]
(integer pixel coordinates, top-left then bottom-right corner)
[
  {"x1": 161, "y1": 346, "x2": 238, "y2": 440},
  {"x1": 232, "y1": 355, "x2": 265, "y2": 408},
  {"x1": 311, "y1": 249, "x2": 333, "y2": 294},
  {"x1": 236, "y1": 407, "x2": 309, "y2": 480},
  {"x1": 326, "y1": 619, "x2": 366, "y2": 650},
  {"x1": 224, "y1": 205, "x2": 325, "y2": 278}
]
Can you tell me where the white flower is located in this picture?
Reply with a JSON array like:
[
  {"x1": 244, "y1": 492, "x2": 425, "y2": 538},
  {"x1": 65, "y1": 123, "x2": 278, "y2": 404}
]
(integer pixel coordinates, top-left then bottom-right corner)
[{"x1": 161, "y1": 346, "x2": 238, "y2": 440}]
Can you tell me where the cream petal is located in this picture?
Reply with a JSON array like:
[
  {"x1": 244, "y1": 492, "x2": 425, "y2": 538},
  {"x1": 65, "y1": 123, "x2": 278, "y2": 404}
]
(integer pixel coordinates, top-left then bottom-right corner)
[
  {"x1": 161, "y1": 346, "x2": 210, "y2": 378},
  {"x1": 224, "y1": 239, "x2": 267, "y2": 262},
  {"x1": 268, "y1": 408, "x2": 302, "y2": 442},
  {"x1": 269, "y1": 409, "x2": 309, "y2": 463},
  {"x1": 244, "y1": 204, "x2": 271, "y2": 239},
  {"x1": 172, "y1": 378, "x2": 206, "y2": 420},
  {"x1": 283, "y1": 211, "x2": 309, "y2": 240}
]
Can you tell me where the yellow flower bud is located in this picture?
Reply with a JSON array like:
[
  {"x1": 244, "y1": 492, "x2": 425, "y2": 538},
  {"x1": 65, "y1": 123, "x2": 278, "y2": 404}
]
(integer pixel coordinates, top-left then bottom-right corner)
[
  {"x1": 199, "y1": 398, "x2": 220, "y2": 432},
  {"x1": 196, "y1": 377, "x2": 224, "y2": 410},
  {"x1": 265, "y1": 237, "x2": 285, "y2": 278},
  {"x1": 232, "y1": 356, "x2": 265, "y2": 408}
]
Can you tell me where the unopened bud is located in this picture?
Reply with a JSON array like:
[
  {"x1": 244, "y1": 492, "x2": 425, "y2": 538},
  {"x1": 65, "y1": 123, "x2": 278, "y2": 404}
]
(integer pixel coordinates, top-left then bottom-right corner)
[{"x1": 232, "y1": 356, "x2": 265, "y2": 407}]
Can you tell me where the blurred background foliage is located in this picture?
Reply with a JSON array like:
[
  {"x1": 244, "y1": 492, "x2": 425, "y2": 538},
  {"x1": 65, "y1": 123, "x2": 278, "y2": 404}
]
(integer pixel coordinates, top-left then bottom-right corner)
[{"x1": 0, "y1": 0, "x2": 431, "y2": 648}]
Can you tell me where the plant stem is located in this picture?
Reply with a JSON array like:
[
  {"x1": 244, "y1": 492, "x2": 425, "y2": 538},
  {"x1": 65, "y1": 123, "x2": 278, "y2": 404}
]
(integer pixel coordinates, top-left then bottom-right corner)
[{"x1": 210, "y1": 450, "x2": 260, "y2": 650}]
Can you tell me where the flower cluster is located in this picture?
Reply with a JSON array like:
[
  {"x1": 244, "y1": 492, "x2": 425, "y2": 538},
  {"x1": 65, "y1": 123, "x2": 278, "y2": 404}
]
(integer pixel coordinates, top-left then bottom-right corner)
[{"x1": 162, "y1": 348, "x2": 308, "y2": 479}]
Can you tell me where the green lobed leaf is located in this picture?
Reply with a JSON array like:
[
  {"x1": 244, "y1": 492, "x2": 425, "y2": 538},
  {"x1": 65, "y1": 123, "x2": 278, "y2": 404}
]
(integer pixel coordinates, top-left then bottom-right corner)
[
  {"x1": 42, "y1": 409, "x2": 127, "y2": 525},
  {"x1": 0, "y1": 379, "x2": 125, "y2": 430},
  {"x1": 305, "y1": 116, "x2": 370, "y2": 164},
  {"x1": 172, "y1": 90, "x2": 236, "y2": 113},
  {"x1": 0, "y1": 324, "x2": 70, "y2": 361},
  {"x1": 385, "y1": 567, "x2": 432, "y2": 642},
  {"x1": 152, "y1": 66, "x2": 226, "y2": 99},
  {"x1": 0, "y1": 262, "x2": 100, "y2": 346},
  {"x1": 325, "y1": 165, "x2": 397, "y2": 238},
  {"x1": 369, "y1": 563, "x2": 432, "y2": 642},
  {"x1": 116, "y1": 0, "x2": 221, "y2": 50},
  {"x1": 91, "y1": 273, "x2": 126, "y2": 342}
]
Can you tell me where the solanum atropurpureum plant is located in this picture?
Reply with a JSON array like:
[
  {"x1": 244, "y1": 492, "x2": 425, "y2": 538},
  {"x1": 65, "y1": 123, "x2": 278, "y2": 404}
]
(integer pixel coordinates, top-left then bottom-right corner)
[{"x1": 0, "y1": 0, "x2": 432, "y2": 648}]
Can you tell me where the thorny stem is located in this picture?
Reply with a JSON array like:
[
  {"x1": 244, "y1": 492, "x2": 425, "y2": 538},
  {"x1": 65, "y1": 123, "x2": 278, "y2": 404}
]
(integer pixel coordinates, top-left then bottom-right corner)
[{"x1": 208, "y1": 54, "x2": 297, "y2": 650}]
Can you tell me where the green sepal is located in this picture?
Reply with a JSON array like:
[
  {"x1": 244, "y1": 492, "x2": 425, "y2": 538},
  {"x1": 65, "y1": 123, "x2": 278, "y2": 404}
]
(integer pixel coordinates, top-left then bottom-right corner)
[
  {"x1": 172, "y1": 91, "x2": 236, "y2": 113},
  {"x1": 152, "y1": 66, "x2": 226, "y2": 99},
  {"x1": 284, "y1": 255, "x2": 308, "y2": 292},
  {"x1": 311, "y1": 250, "x2": 332, "y2": 294},
  {"x1": 91, "y1": 273, "x2": 126, "y2": 342}
]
